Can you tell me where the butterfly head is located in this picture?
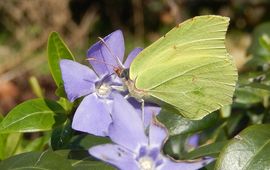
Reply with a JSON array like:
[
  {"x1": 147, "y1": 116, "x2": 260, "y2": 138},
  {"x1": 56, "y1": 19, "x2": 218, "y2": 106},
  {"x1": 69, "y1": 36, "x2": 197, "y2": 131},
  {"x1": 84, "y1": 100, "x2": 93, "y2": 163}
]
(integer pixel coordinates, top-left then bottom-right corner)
[{"x1": 118, "y1": 68, "x2": 129, "y2": 80}]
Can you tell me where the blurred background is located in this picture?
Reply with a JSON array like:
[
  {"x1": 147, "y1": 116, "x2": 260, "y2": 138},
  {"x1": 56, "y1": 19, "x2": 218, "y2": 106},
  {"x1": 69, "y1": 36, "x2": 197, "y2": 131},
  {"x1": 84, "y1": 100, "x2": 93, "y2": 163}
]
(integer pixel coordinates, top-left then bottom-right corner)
[{"x1": 0, "y1": 0, "x2": 270, "y2": 115}]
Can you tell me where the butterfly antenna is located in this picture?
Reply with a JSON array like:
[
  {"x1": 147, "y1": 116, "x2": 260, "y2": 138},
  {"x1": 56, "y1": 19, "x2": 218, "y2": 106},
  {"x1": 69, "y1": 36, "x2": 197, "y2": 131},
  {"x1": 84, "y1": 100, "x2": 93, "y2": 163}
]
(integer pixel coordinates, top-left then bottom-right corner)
[
  {"x1": 102, "y1": 72, "x2": 115, "y2": 82},
  {"x1": 98, "y1": 37, "x2": 125, "y2": 69},
  {"x1": 87, "y1": 57, "x2": 118, "y2": 70}
]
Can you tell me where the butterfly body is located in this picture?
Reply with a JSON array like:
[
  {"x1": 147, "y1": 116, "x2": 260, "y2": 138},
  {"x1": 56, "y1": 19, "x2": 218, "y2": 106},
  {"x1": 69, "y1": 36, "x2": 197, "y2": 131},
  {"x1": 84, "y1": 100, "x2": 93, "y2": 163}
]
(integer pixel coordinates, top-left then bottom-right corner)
[{"x1": 115, "y1": 67, "x2": 148, "y2": 100}]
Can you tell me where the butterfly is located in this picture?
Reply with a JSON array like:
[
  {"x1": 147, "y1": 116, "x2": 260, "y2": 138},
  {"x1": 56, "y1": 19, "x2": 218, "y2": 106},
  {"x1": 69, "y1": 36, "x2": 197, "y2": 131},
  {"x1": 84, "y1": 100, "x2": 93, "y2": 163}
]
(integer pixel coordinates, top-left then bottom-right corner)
[{"x1": 112, "y1": 15, "x2": 237, "y2": 120}]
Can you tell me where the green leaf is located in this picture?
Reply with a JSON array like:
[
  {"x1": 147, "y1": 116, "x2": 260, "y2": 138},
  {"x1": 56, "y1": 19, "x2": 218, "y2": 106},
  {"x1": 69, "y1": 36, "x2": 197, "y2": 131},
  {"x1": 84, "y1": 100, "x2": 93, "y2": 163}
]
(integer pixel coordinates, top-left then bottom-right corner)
[
  {"x1": 0, "y1": 133, "x2": 22, "y2": 160},
  {"x1": 0, "y1": 115, "x2": 4, "y2": 159},
  {"x1": 259, "y1": 34, "x2": 270, "y2": 52},
  {"x1": 246, "y1": 23, "x2": 270, "y2": 69},
  {"x1": 203, "y1": 161, "x2": 216, "y2": 170},
  {"x1": 226, "y1": 113, "x2": 245, "y2": 136},
  {"x1": 183, "y1": 141, "x2": 227, "y2": 159},
  {"x1": 47, "y1": 32, "x2": 75, "y2": 87},
  {"x1": 0, "y1": 114, "x2": 3, "y2": 122},
  {"x1": 69, "y1": 134, "x2": 111, "y2": 150},
  {"x1": 51, "y1": 119, "x2": 74, "y2": 150},
  {"x1": 234, "y1": 87, "x2": 269, "y2": 104},
  {"x1": 3, "y1": 133, "x2": 22, "y2": 159},
  {"x1": 23, "y1": 134, "x2": 50, "y2": 152},
  {"x1": 241, "y1": 82, "x2": 270, "y2": 91},
  {"x1": 0, "y1": 99, "x2": 66, "y2": 134},
  {"x1": 216, "y1": 124, "x2": 270, "y2": 170},
  {"x1": 29, "y1": 76, "x2": 44, "y2": 98},
  {"x1": 51, "y1": 135, "x2": 112, "y2": 170},
  {"x1": 158, "y1": 108, "x2": 222, "y2": 136},
  {"x1": 0, "y1": 135, "x2": 5, "y2": 160},
  {"x1": 56, "y1": 84, "x2": 68, "y2": 98},
  {"x1": 54, "y1": 135, "x2": 111, "y2": 164},
  {"x1": 55, "y1": 150, "x2": 115, "y2": 170},
  {"x1": 57, "y1": 97, "x2": 73, "y2": 113},
  {"x1": 163, "y1": 134, "x2": 188, "y2": 159},
  {"x1": 71, "y1": 160, "x2": 115, "y2": 170},
  {"x1": 248, "y1": 22, "x2": 270, "y2": 57},
  {"x1": 220, "y1": 105, "x2": 231, "y2": 118},
  {"x1": 0, "y1": 150, "x2": 73, "y2": 170}
]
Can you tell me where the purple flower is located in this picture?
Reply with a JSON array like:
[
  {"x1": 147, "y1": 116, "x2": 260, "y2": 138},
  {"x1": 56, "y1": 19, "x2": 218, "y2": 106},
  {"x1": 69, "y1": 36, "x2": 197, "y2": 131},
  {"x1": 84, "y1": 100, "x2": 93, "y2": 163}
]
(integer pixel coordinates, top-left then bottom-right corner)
[
  {"x1": 60, "y1": 30, "x2": 159, "y2": 136},
  {"x1": 186, "y1": 134, "x2": 200, "y2": 151},
  {"x1": 89, "y1": 94, "x2": 212, "y2": 170},
  {"x1": 87, "y1": 30, "x2": 142, "y2": 77}
]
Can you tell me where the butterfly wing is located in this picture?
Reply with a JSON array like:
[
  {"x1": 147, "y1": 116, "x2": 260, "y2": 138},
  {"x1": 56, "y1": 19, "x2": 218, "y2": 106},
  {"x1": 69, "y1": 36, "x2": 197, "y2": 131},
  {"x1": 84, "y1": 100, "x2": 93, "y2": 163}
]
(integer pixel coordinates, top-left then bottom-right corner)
[{"x1": 129, "y1": 15, "x2": 237, "y2": 119}]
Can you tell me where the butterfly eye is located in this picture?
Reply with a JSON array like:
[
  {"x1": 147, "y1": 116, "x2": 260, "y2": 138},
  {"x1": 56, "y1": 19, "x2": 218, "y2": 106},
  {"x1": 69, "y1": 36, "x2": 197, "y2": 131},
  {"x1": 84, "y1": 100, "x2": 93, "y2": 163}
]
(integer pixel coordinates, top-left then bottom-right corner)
[{"x1": 120, "y1": 69, "x2": 129, "y2": 80}]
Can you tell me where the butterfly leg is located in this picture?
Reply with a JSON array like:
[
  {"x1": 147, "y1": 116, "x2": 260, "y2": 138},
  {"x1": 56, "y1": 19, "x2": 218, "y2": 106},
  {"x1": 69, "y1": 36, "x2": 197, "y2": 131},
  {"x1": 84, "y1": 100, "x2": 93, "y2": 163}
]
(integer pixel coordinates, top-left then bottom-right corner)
[
  {"x1": 140, "y1": 99, "x2": 145, "y2": 126},
  {"x1": 143, "y1": 99, "x2": 145, "y2": 125},
  {"x1": 111, "y1": 85, "x2": 126, "y2": 92},
  {"x1": 124, "y1": 94, "x2": 130, "y2": 99}
]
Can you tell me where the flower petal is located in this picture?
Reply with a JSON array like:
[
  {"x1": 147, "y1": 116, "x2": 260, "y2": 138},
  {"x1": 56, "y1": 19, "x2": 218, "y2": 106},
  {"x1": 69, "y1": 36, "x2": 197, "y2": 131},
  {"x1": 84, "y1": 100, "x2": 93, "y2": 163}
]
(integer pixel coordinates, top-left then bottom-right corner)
[
  {"x1": 87, "y1": 30, "x2": 125, "y2": 77},
  {"x1": 144, "y1": 105, "x2": 161, "y2": 127},
  {"x1": 124, "y1": 47, "x2": 143, "y2": 67},
  {"x1": 149, "y1": 119, "x2": 168, "y2": 149},
  {"x1": 160, "y1": 157, "x2": 213, "y2": 170},
  {"x1": 127, "y1": 98, "x2": 161, "y2": 127},
  {"x1": 60, "y1": 59, "x2": 98, "y2": 102},
  {"x1": 187, "y1": 134, "x2": 200, "y2": 149},
  {"x1": 108, "y1": 93, "x2": 148, "y2": 151},
  {"x1": 89, "y1": 144, "x2": 139, "y2": 170},
  {"x1": 72, "y1": 94, "x2": 112, "y2": 136}
]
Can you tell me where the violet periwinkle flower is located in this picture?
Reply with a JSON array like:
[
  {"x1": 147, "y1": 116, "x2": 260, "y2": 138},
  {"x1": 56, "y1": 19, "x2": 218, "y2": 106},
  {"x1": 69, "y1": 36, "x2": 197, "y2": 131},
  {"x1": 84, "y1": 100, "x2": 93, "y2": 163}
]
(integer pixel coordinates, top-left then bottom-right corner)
[
  {"x1": 186, "y1": 134, "x2": 200, "y2": 151},
  {"x1": 60, "y1": 30, "x2": 159, "y2": 137},
  {"x1": 89, "y1": 94, "x2": 212, "y2": 170}
]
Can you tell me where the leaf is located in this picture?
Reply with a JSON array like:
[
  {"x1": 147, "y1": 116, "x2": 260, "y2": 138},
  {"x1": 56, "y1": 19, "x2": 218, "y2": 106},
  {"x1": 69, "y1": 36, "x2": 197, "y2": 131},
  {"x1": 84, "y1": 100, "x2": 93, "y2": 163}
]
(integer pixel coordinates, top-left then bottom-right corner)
[
  {"x1": 47, "y1": 32, "x2": 75, "y2": 87},
  {"x1": 216, "y1": 124, "x2": 270, "y2": 170},
  {"x1": 220, "y1": 105, "x2": 231, "y2": 118},
  {"x1": 259, "y1": 34, "x2": 270, "y2": 52},
  {"x1": 0, "y1": 129, "x2": 23, "y2": 160},
  {"x1": 55, "y1": 150, "x2": 115, "y2": 170},
  {"x1": 0, "y1": 136, "x2": 5, "y2": 160},
  {"x1": 0, "y1": 99, "x2": 66, "y2": 134},
  {"x1": 57, "y1": 97, "x2": 73, "y2": 113},
  {"x1": 0, "y1": 150, "x2": 73, "y2": 170},
  {"x1": 246, "y1": 23, "x2": 270, "y2": 69},
  {"x1": 51, "y1": 119, "x2": 74, "y2": 150},
  {"x1": 248, "y1": 22, "x2": 270, "y2": 57},
  {"x1": 69, "y1": 134, "x2": 111, "y2": 150},
  {"x1": 0, "y1": 114, "x2": 3, "y2": 122},
  {"x1": 23, "y1": 134, "x2": 50, "y2": 152},
  {"x1": 0, "y1": 116, "x2": 5, "y2": 160},
  {"x1": 158, "y1": 108, "x2": 222, "y2": 136},
  {"x1": 53, "y1": 135, "x2": 111, "y2": 163},
  {"x1": 67, "y1": 135, "x2": 111, "y2": 166},
  {"x1": 183, "y1": 141, "x2": 227, "y2": 159},
  {"x1": 226, "y1": 113, "x2": 245, "y2": 136},
  {"x1": 234, "y1": 87, "x2": 269, "y2": 105},
  {"x1": 29, "y1": 76, "x2": 44, "y2": 98},
  {"x1": 71, "y1": 160, "x2": 115, "y2": 170},
  {"x1": 241, "y1": 82, "x2": 270, "y2": 91},
  {"x1": 163, "y1": 134, "x2": 188, "y2": 159},
  {"x1": 3, "y1": 133, "x2": 22, "y2": 159},
  {"x1": 55, "y1": 84, "x2": 68, "y2": 98}
]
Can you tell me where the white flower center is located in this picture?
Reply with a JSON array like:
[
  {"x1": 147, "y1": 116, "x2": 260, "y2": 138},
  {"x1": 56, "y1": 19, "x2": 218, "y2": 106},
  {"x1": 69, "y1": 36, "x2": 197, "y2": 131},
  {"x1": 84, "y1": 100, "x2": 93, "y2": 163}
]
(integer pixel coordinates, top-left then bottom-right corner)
[
  {"x1": 139, "y1": 156, "x2": 155, "y2": 170},
  {"x1": 96, "y1": 83, "x2": 111, "y2": 98}
]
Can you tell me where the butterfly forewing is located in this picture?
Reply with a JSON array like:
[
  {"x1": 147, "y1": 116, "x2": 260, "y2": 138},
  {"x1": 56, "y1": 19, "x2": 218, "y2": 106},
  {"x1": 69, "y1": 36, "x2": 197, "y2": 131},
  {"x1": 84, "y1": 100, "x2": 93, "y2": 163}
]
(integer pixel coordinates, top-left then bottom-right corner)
[{"x1": 129, "y1": 15, "x2": 237, "y2": 119}]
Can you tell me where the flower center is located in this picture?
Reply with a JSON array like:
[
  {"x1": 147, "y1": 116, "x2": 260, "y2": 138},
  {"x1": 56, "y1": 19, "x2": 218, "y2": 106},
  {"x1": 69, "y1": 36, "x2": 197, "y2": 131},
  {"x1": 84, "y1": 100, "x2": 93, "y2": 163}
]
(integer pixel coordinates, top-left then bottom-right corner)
[
  {"x1": 138, "y1": 156, "x2": 155, "y2": 170},
  {"x1": 96, "y1": 83, "x2": 111, "y2": 98}
]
